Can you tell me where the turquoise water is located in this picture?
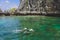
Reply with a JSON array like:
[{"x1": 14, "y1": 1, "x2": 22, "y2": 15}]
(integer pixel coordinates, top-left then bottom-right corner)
[{"x1": 0, "y1": 16, "x2": 60, "y2": 40}]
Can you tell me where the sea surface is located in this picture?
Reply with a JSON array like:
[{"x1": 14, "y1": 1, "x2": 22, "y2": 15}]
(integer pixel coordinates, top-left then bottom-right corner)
[{"x1": 0, "y1": 16, "x2": 60, "y2": 40}]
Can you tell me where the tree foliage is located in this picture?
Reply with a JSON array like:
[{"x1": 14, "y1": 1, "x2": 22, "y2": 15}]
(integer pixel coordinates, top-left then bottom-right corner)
[
  {"x1": 9, "y1": 8, "x2": 16, "y2": 13},
  {"x1": 0, "y1": 8, "x2": 2, "y2": 12}
]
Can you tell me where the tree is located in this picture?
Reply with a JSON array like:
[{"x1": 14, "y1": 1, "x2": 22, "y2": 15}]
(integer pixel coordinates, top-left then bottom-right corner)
[
  {"x1": 0, "y1": 8, "x2": 2, "y2": 12},
  {"x1": 9, "y1": 8, "x2": 16, "y2": 14}
]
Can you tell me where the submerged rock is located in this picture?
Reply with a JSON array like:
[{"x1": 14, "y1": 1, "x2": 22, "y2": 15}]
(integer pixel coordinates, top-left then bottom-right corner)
[{"x1": 12, "y1": 28, "x2": 34, "y2": 35}]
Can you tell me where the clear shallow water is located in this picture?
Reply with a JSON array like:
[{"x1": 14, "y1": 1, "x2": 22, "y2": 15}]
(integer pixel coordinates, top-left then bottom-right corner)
[{"x1": 0, "y1": 16, "x2": 60, "y2": 40}]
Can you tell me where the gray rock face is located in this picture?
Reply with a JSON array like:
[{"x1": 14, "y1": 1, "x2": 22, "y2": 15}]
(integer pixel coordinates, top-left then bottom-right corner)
[
  {"x1": 18, "y1": 0, "x2": 27, "y2": 11},
  {"x1": 28, "y1": 0, "x2": 39, "y2": 11},
  {"x1": 53, "y1": 0, "x2": 60, "y2": 11},
  {"x1": 18, "y1": 0, "x2": 60, "y2": 12},
  {"x1": 18, "y1": 0, "x2": 42, "y2": 11}
]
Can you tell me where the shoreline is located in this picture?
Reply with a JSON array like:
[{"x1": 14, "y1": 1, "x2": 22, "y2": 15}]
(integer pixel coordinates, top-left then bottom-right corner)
[{"x1": 0, "y1": 13, "x2": 60, "y2": 17}]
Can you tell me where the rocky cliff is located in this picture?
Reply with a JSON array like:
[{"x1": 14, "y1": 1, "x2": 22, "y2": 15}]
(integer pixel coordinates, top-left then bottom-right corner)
[{"x1": 18, "y1": 0, "x2": 60, "y2": 13}]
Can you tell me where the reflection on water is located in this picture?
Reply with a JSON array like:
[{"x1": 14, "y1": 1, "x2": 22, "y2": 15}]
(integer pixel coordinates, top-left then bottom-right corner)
[{"x1": 0, "y1": 16, "x2": 60, "y2": 40}]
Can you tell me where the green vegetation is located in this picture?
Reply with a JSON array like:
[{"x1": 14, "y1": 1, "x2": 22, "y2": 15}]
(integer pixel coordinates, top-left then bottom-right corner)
[
  {"x1": 0, "y1": 8, "x2": 2, "y2": 12},
  {"x1": 9, "y1": 8, "x2": 16, "y2": 14}
]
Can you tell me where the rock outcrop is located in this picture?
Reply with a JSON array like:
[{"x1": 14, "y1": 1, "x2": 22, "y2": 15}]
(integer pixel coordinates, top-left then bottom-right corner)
[{"x1": 18, "y1": 0, "x2": 60, "y2": 13}]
